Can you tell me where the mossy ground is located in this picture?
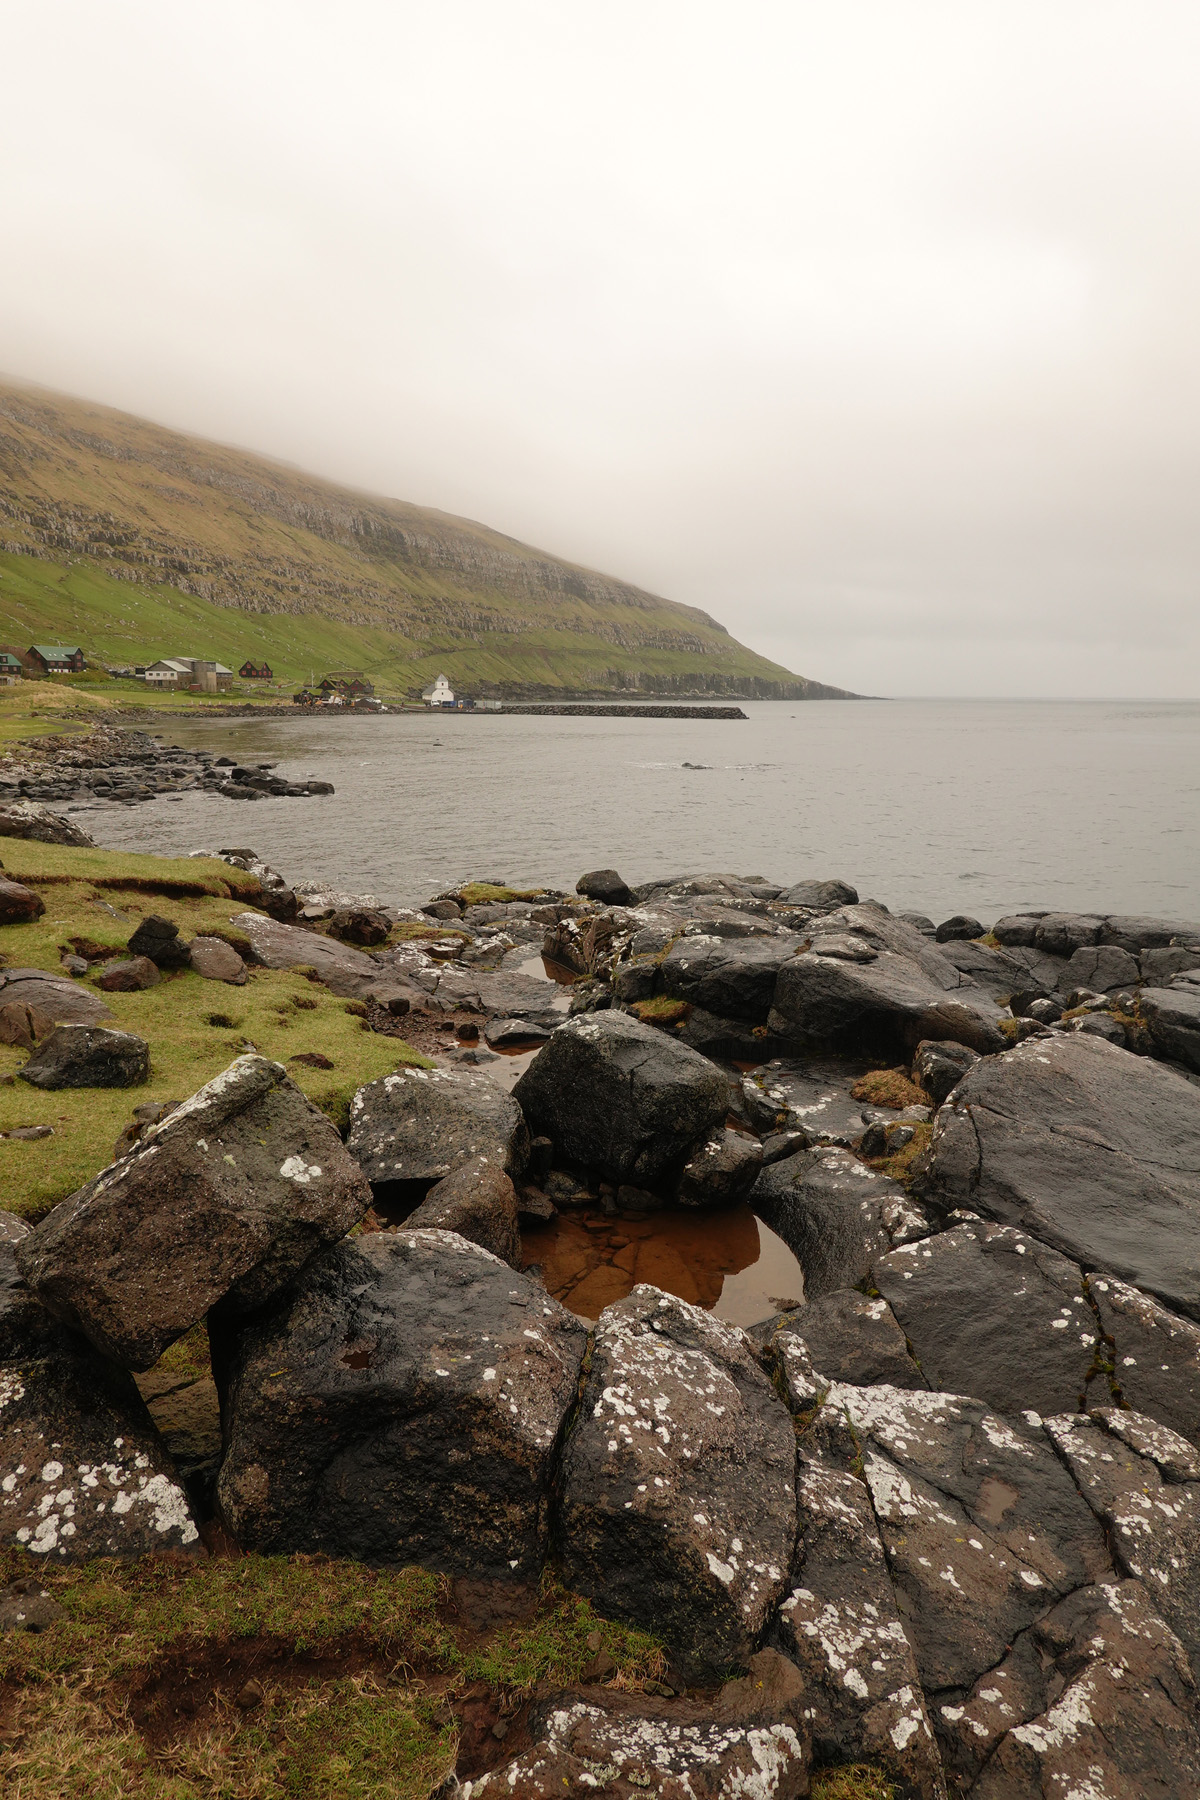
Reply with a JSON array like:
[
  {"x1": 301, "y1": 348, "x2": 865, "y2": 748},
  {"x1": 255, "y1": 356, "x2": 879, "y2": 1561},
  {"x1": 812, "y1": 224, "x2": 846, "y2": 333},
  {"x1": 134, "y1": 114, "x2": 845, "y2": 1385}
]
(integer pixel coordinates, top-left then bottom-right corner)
[
  {"x1": 0, "y1": 1554, "x2": 665, "y2": 1800},
  {"x1": 0, "y1": 844, "x2": 431, "y2": 1219},
  {"x1": 849, "y1": 1068, "x2": 927, "y2": 1110},
  {"x1": 630, "y1": 995, "x2": 692, "y2": 1027}
]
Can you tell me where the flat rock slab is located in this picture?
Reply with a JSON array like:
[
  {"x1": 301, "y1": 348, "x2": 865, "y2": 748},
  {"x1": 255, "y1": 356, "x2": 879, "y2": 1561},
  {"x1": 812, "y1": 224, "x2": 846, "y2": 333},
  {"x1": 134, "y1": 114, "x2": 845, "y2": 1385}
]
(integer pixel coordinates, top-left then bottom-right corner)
[
  {"x1": 875, "y1": 1218, "x2": 1100, "y2": 1422},
  {"x1": 944, "y1": 1579, "x2": 1200, "y2": 1800},
  {"x1": 750, "y1": 1145, "x2": 930, "y2": 1300},
  {"x1": 18, "y1": 1054, "x2": 371, "y2": 1369},
  {"x1": 218, "y1": 1229, "x2": 587, "y2": 1579},
  {"x1": 229, "y1": 911, "x2": 382, "y2": 997},
  {"x1": 1044, "y1": 1407, "x2": 1200, "y2": 1672},
  {"x1": 762, "y1": 1291, "x2": 926, "y2": 1396},
  {"x1": 920, "y1": 1033, "x2": 1200, "y2": 1320},
  {"x1": 1139, "y1": 984, "x2": 1200, "y2": 1073},
  {"x1": 455, "y1": 1690, "x2": 809, "y2": 1800},
  {"x1": 774, "y1": 1456, "x2": 944, "y2": 1798},
  {"x1": 1087, "y1": 1273, "x2": 1200, "y2": 1447},
  {"x1": 514, "y1": 1011, "x2": 729, "y2": 1188},
  {"x1": 740, "y1": 1057, "x2": 874, "y2": 1146},
  {"x1": 803, "y1": 1384, "x2": 1111, "y2": 1695},
  {"x1": 0, "y1": 968, "x2": 113, "y2": 1026},
  {"x1": 556, "y1": 1286, "x2": 796, "y2": 1677},
  {"x1": 347, "y1": 1065, "x2": 528, "y2": 1202},
  {"x1": 0, "y1": 1347, "x2": 200, "y2": 1558}
]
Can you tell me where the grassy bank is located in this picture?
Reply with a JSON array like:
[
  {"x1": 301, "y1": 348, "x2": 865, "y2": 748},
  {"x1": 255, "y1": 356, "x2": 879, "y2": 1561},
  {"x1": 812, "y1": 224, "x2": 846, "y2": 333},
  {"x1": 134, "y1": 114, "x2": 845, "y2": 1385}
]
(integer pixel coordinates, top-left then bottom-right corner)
[{"x1": 0, "y1": 843, "x2": 430, "y2": 1218}]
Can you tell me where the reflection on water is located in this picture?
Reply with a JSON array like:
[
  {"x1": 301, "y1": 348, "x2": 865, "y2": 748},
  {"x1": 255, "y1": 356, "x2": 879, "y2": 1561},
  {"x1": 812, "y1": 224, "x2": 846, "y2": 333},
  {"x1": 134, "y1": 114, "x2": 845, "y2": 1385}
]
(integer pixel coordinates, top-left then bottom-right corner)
[{"x1": 521, "y1": 1203, "x2": 805, "y2": 1328}]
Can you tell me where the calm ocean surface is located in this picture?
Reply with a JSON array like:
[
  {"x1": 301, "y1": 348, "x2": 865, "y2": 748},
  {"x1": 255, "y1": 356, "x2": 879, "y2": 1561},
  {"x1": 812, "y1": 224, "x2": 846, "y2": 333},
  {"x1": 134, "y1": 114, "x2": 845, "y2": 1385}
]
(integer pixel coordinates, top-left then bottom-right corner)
[{"x1": 87, "y1": 699, "x2": 1200, "y2": 924}]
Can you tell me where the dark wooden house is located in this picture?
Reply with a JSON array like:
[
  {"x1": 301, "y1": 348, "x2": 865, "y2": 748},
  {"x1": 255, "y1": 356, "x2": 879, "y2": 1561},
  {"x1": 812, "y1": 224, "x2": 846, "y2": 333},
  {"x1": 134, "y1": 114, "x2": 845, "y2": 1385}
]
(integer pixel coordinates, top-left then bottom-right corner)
[{"x1": 28, "y1": 644, "x2": 86, "y2": 675}]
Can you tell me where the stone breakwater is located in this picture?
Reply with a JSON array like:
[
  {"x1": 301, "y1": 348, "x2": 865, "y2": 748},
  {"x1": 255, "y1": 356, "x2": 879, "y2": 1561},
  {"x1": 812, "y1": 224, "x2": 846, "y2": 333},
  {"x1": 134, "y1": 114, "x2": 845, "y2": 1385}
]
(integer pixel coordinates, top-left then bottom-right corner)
[
  {"x1": 4, "y1": 852, "x2": 1200, "y2": 1798},
  {"x1": 0, "y1": 725, "x2": 334, "y2": 813}
]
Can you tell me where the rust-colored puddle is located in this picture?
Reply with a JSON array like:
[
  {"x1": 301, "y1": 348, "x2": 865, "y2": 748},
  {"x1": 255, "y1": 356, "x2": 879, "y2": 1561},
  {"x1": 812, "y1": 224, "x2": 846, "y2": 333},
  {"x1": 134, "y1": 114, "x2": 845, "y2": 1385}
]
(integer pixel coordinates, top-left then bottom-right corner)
[{"x1": 520, "y1": 1203, "x2": 805, "y2": 1328}]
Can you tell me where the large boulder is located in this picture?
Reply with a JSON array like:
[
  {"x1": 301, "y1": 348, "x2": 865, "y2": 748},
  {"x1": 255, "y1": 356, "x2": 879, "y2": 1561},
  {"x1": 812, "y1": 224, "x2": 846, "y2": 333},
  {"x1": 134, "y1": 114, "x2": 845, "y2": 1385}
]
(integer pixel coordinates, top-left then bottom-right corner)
[
  {"x1": 0, "y1": 800, "x2": 94, "y2": 846},
  {"x1": 513, "y1": 1012, "x2": 728, "y2": 1188},
  {"x1": 575, "y1": 867, "x2": 633, "y2": 906},
  {"x1": 229, "y1": 910, "x2": 389, "y2": 1000},
  {"x1": 128, "y1": 914, "x2": 191, "y2": 970},
  {"x1": 942, "y1": 1579, "x2": 1200, "y2": 1799},
  {"x1": 920, "y1": 1033, "x2": 1200, "y2": 1319},
  {"x1": 776, "y1": 878, "x2": 858, "y2": 909},
  {"x1": 657, "y1": 933, "x2": 802, "y2": 1023},
  {"x1": 773, "y1": 1455, "x2": 944, "y2": 1798},
  {"x1": 0, "y1": 877, "x2": 45, "y2": 923},
  {"x1": 404, "y1": 1156, "x2": 521, "y2": 1266},
  {"x1": 18, "y1": 1022, "x2": 149, "y2": 1089},
  {"x1": 95, "y1": 955, "x2": 160, "y2": 992},
  {"x1": 17, "y1": 1055, "x2": 372, "y2": 1369},
  {"x1": 555, "y1": 1286, "x2": 796, "y2": 1677},
  {"x1": 189, "y1": 936, "x2": 248, "y2": 984},
  {"x1": 347, "y1": 1065, "x2": 529, "y2": 1213},
  {"x1": 217, "y1": 1229, "x2": 587, "y2": 1579},
  {"x1": 1138, "y1": 984, "x2": 1200, "y2": 1073},
  {"x1": 750, "y1": 1145, "x2": 930, "y2": 1300},
  {"x1": 768, "y1": 907, "x2": 1004, "y2": 1058},
  {"x1": 0, "y1": 966, "x2": 114, "y2": 1027}
]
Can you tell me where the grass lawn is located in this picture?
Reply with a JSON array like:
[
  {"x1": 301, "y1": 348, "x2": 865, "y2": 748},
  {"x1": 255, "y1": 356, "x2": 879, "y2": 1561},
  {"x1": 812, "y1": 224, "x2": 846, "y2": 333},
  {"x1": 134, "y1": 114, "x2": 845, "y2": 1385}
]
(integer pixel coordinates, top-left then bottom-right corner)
[{"x1": 0, "y1": 843, "x2": 430, "y2": 1219}]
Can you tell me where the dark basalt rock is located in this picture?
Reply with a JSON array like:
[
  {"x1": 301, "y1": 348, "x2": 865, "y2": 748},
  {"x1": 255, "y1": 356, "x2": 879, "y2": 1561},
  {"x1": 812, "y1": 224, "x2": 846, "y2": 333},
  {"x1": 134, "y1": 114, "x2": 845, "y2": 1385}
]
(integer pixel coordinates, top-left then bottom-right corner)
[
  {"x1": 657, "y1": 933, "x2": 802, "y2": 1024},
  {"x1": 17, "y1": 1055, "x2": 371, "y2": 1369},
  {"x1": 800, "y1": 1384, "x2": 1111, "y2": 1696},
  {"x1": 217, "y1": 1229, "x2": 587, "y2": 1580},
  {"x1": 942, "y1": 1578, "x2": 1200, "y2": 1799},
  {"x1": 920, "y1": 1033, "x2": 1200, "y2": 1320},
  {"x1": 750, "y1": 1145, "x2": 930, "y2": 1300},
  {"x1": 127, "y1": 914, "x2": 191, "y2": 970},
  {"x1": 911, "y1": 1038, "x2": 979, "y2": 1103},
  {"x1": 555, "y1": 1286, "x2": 796, "y2": 1677},
  {"x1": 0, "y1": 877, "x2": 45, "y2": 923},
  {"x1": 95, "y1": 955, "x2": 160, "y2": 992},
  {"x1": 404, "y1": 1156, "x2": 521, "y2": 1266},
  {"x1": 347, "y1": 1065, "x2": 529, "y2": 1212},
  {"x1": 18, "y1": 1022, "x2": 149, "y2": 1090},
  {"x1": 575, "y1": 868, "x2": 633, "y2": 907},
  {"x1": 759, "y1": 1289, "x2": 926, "y2": 1393},
  {"x1": 1044, "y1": 1409, "x2": 1200, "y2": 1673},
  {"x1": 674, "y1": 1128, "x2": 763, "y2": 1207},
  {"x1": 513, "y1": 1011, "x2": 728, "y2": 1188},
  {"x1": 739, "y1": 1057, "x2": 874, "y2": 1146},
  {"x1": 1138, "y1": 984, "x2": 1200, "y2": 1073},
  {"x1": 1057, "y1": 942, "x2": 1141, "y2": 994},
  {"x1": 776, "y1": 878, "x2": 858, "y2": 909},
  {"x1": 189, "y1": 936, "x2": 247, "y2": 984},
  {"x1": 0, "y1": 968, "x2": 114, "y2": 1027},
  {"x1": 934, "y1": 914, "x2": 984, "y2": 942},
  {"x1": 772, "y1": 1456, "x2": 944, "y2": 1798}
]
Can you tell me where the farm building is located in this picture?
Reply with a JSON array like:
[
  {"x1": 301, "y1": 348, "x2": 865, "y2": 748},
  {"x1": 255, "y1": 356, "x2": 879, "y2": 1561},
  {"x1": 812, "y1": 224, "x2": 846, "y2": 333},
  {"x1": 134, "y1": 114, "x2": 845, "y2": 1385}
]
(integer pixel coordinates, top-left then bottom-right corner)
[
  {"x1": 143, "y1": 657, "x2": 234, "y2": 691},
  {"x1": 239, "y1": 660, "x2": 273, "y2": 679},
  {"x1": 28, "y1": 644, "x2": 86, "y2": 675}
]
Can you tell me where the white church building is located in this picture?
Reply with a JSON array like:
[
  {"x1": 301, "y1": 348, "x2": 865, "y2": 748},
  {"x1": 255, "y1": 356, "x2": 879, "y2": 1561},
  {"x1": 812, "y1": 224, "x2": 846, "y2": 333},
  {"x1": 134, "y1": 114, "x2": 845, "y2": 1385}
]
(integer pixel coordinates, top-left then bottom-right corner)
[{"x1": 421, "y1": 673, "x2": 455, "y2": 707}]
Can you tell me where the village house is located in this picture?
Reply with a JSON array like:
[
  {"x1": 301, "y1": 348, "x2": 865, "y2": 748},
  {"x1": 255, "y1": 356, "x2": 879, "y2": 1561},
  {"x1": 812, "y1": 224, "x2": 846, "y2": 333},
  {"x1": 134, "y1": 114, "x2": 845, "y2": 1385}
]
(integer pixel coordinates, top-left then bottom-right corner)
[
  {"x1": 421, "y1": 673, "x2": 455, "y2": 707},
  {"x1": 318, "y1": 671, "x2": 374, "y2": 698},
  {"x1": 239, "y1": 660, "x2": 273, "y2": 680},
  {"x1": 27, "y1": 644, "x2": 86, "y2": 676},
  {"x1": 0, "y1": 651, "x2": 26, "y2": 685},
  {"x1": 142, "y1": 657, "x2": 234, "y2": 692}
]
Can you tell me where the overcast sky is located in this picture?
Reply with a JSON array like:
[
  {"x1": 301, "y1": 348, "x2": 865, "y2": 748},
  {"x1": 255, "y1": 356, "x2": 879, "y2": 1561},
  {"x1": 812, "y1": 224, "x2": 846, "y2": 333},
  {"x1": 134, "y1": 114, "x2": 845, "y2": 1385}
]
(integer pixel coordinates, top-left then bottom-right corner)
[{"x1": 2, "y1": 2, "x2": 1199, "y2": 696}]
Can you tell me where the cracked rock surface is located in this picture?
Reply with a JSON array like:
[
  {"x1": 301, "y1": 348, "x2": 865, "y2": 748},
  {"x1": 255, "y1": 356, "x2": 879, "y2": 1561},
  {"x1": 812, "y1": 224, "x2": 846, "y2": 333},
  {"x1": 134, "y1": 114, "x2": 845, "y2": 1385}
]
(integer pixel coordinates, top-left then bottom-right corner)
[
  {"x1": 555, "y1": 1286, "x2": 796, "y2": 1677},
  {"x1": 347, "y1": 1064, "x2": 529, "y2": 1201},
  {"x1": 751, "y1": 1144, "x2": 930, "y2": 1300}
]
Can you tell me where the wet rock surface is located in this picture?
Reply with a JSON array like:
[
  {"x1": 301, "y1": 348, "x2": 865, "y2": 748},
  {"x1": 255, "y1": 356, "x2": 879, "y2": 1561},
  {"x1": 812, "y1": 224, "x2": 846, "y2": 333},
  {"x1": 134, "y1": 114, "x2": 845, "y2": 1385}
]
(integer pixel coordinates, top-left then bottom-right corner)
[
  {"x1": 513, "y1": 1011, "x2": 729, "y2": 1188},
  {"x1": 921, "y1": 1033, "x2": 1200, "y2": 1319},
  {"x1": 751, "y1": 1144, "x2": 930, "y2": 1299},
  {"x1": 556, "y1": 1287, "x2": 796, "y2": 1676},
  {"x1": 404, "y1": 1156, "x2": 522, "y2": 1266},
  {"x1": 347, "y1": 1065, "x2": 529, "y2": 1207},
  {"x1": 218, "y1": 1229, "x2": 587, "y2": 1579},
  {"x1": 17, "y1": 1054, "x2": 372, "y2": 1368},
  {"x1": 762, "y1": 1290, "x2": 926, "y2": 1394}
]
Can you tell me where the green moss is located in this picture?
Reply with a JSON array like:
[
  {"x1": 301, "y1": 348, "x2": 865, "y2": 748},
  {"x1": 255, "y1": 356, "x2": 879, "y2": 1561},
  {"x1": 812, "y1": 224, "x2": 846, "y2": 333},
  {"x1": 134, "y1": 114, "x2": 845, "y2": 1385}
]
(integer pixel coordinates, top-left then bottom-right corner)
[
  {"x1": 876, "y1": 1121, "x2": 934, "y2": 1185},
  {"x1": 850, "y1": 1068, "x2": 927, "y2": 1110},
  {"x1": 0, "y1": 1556, "x2": 665, "y2": 1800},
  {"x1": 455, "y1": 882, "x2": 548, "y2": 907},
  {"x1": 811, "y1": 1767, "x2": 897, "y2": 1800},
  {"x1": 630, "y1": 996, "x2": 692, "y2": 1026}
]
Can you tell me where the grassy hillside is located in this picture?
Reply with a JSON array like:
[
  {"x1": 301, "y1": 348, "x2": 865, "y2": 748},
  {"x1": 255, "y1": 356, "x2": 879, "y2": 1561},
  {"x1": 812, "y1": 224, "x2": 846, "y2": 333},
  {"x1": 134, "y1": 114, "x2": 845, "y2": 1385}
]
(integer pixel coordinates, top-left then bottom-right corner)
[{"x1": 0, "y1": 378, "x2": 852, "y2": 699}]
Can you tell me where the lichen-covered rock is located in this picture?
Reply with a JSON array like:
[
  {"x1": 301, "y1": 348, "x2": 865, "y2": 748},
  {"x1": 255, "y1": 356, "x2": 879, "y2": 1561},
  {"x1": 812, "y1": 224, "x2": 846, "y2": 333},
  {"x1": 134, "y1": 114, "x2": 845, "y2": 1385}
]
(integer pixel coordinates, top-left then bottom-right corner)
[
  {"x1": 803, "y1": 1385, "x2": 1111, "y2": 1695},
  {"x1": 750, "y1": 1145, "x2": 930, "y2": 1300},
  {"x1": 454, "y1": 1680, "x2": 810, "y2": 1799},
  {"x1": 1087, "y1": 1273, "x2": 1200, "y2": 1446},
  {"x1": 772, "y1": 1457, "x2": 945, "y2": 1799},
  {"x1": 1044, "y1": 1408, "x2": 1200, "y2": 1672},
  {"x1": 18, "y1": 1022, "x2": 149, "y2": 1089},
  {"x1": 0, "y1": 1347, "x2": 200, "y2": 1558},
  {"x1": 217, "y1": 1230, "x2": 587, "y2": 1579},
  {"x1": 555, "y1": 1286, "x2": 796, "y2": 1676},
  {"x1": 911, "y1": 1039, "x2": 979, "y2": 1105},
  {"x1": 958, "y1": 1580, "x2": 1200, "y2": 1800},
  {"x1": 739, "y1": 1057, "x2": 874, "y2": 1146},
  {"x1": 404, "y1": 1156, "x2": 521, "y2": 1266},
  {"x1": 513, "y1": 1012, "x2": 729, "y2": 1188},
  {"x1": 920, "y1": 1033, "x2": 1200, "y2": 1320},
  {"x1": 657, "y1": 933, "x2": 803, "y2": 1023},
  {"x1": 761, "y1": 1291, "x2": 926, "y2": 1397},
  {"x1": 874, "y1": 1218, "x2": 1100, "y2": 1422},
  {"x1": 347, "y1": 1065, "x2": 529, "y2": 1210},
  {"x1": 17, "y1": 1055, "x2": 371, "y2": 1369},
  {"x1": 675, "y1": 1129, "x2": 763, "y2": 1207},
  {"x1": 0, "y1": 801, "x2": 94, "y2": 847}
]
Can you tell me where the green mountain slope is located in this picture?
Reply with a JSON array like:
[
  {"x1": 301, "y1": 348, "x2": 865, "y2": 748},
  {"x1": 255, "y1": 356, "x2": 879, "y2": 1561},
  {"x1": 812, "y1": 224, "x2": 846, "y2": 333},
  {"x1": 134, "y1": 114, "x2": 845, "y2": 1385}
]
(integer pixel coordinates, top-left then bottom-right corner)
[{"x1": 0, "y1": 378, "x2": 852, "y2": 698}]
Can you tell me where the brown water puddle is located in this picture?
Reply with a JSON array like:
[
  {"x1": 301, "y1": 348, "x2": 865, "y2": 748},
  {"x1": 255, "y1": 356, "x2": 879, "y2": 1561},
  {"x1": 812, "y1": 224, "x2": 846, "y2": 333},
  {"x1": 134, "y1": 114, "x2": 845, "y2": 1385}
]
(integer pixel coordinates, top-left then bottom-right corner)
[{"x1": 521, "y1": 1203, "x2": 805, "y2": 1328}]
